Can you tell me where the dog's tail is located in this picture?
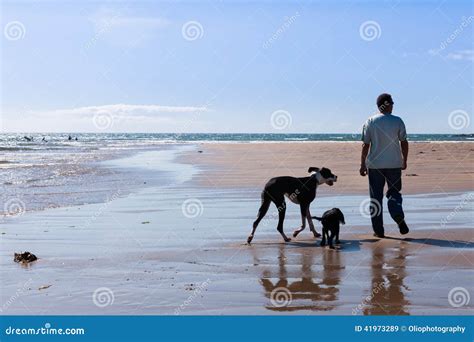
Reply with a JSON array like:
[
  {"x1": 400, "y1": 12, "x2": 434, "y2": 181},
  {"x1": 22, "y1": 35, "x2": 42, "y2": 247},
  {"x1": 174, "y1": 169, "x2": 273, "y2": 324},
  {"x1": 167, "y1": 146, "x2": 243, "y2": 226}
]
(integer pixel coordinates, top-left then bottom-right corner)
[{"x1": 311, "y1": 216, "x2": 323, "y2": 221}]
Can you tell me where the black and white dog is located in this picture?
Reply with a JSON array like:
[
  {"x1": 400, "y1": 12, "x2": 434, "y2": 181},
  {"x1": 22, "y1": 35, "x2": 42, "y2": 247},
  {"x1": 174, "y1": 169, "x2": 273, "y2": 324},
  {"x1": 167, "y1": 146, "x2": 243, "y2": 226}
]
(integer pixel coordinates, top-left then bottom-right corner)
[
  {"x1": 247, "y1": 167, "x2": 337, "y2": 243},
  {"x1": 313, "y1": 208, "x2": 345, "y2": 249}
]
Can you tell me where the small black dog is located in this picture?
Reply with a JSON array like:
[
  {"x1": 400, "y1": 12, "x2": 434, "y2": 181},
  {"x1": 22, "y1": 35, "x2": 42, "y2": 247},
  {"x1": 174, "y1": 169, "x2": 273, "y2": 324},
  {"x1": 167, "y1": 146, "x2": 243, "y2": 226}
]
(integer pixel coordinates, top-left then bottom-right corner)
[{"x1": 312, "y1": 208, "x2": 345, "y2": 249}]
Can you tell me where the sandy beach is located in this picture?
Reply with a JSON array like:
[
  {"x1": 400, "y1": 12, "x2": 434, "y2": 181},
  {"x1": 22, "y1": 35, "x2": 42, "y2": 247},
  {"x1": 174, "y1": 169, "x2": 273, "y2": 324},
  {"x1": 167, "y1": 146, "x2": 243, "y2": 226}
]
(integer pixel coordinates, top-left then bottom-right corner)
[
  {"x1": 184, "y1": 142, "x2": 474, "y2": 195},
  {"x1": 1, "y1": 141, "x2": 473, "y2": 315}
]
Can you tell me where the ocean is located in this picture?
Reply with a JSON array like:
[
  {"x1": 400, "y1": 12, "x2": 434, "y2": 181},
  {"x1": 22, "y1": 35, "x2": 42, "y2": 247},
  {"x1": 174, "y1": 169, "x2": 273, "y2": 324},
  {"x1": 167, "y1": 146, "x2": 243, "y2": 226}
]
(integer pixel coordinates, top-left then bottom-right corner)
[
  {"x1": 1, "y1": 132, "x2": 472, "y2": 145},
  {"x1": 1, "y1": 133, "x2": 472, "y2": 216}
]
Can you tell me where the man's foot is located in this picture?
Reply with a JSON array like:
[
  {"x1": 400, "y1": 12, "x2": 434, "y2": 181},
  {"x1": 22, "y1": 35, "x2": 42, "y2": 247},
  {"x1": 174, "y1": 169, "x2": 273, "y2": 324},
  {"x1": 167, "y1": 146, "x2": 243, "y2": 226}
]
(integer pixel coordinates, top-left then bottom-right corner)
[
  {"x1": 373, "y1": 232, "x2": 385, "y2": 238},
  {"x1": 395, "y1": 216, "x2": 409, "y2": 235}
]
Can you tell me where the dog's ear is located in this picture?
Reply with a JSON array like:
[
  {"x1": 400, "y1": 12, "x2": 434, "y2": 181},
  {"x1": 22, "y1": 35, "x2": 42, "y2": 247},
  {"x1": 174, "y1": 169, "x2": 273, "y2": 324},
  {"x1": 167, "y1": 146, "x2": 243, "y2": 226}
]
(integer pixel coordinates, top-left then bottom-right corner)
[{"x1": 308, "y1": 167, "x2": 320, "y2": 173}]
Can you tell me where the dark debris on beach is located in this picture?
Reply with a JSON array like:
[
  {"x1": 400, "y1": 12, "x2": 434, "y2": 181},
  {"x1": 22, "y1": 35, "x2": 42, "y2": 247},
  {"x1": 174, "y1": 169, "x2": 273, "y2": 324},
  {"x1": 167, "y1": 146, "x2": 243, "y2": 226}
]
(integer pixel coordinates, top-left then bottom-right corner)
[{"x1": 14, "y1": 251, "x2": 38, "y2": 263}]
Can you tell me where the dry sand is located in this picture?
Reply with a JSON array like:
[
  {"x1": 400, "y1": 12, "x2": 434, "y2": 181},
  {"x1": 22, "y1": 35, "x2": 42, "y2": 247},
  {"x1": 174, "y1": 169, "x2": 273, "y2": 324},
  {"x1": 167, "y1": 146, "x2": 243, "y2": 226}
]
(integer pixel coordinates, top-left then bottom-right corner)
[{"x1": 183, "y1": 142, "x2": 474, "y2": 195}]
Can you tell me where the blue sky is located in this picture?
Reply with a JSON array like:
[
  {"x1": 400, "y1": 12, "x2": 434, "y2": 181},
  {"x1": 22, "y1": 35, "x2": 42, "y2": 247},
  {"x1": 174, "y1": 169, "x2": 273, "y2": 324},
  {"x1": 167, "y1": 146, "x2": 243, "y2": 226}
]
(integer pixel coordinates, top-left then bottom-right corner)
[{"x1": 1, "y1": 0, "x2": 472, "y2": 133}]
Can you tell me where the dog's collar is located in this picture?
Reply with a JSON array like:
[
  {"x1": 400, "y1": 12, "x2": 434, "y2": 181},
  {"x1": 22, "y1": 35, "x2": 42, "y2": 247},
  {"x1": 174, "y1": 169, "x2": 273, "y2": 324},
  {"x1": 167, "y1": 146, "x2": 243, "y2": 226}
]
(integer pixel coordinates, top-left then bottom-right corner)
[{"x1": 314, "y1": 172, "x2": 324, "y2": 185}]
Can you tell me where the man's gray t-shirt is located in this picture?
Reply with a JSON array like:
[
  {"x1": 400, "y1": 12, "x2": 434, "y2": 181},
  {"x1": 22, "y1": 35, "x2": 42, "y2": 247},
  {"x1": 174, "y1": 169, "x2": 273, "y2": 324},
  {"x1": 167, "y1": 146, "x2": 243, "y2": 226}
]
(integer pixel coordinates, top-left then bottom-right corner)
[{"x1": 361, "y1": 113, "x2": 407, "y2": 169}]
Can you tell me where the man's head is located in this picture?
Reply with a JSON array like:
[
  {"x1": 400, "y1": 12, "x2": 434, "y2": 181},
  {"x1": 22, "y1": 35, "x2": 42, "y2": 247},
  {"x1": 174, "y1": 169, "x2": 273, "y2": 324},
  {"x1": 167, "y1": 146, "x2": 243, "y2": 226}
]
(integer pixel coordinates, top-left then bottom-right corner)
[{"x1": 377, "y1": 93, "x2": 394, "y2": 114}]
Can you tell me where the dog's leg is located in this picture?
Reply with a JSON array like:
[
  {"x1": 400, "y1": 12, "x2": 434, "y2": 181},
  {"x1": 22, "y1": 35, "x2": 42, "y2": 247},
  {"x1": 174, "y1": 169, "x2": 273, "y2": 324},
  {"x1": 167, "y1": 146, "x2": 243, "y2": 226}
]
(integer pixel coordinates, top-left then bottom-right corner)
[
  {"x1": 320, "y1": 226, "x2": 327, "y2": 246},
  {"x1": 276, "y1": 200, "x2": 291, "y2": 242},
  {"x1": 292, "y1": 204, "x2": 308, "y2": 238},
  {"x1": 328, "y1": 229, "x2": 335, "y2": 249},
  {"x1": 335, "y1": 223, "x2": 340, "y2": 244},
  {"x1": 247, "y1": 192, "x2": 271, "y2": 244},
  {"x1": 306, "y1": 207, "x2": 321, "y2": 238}
]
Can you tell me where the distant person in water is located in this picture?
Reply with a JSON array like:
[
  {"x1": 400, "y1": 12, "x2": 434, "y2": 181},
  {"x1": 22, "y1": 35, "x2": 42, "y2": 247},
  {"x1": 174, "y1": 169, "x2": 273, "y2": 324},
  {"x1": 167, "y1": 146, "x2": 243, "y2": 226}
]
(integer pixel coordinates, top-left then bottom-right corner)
[
  {"x1": 42, "y1": 137, "x2": 47, "y2": 142},
  {"x1": 359, "y1": 93, "x2": 409, "y2": 238},
  {"x1": 68, "y1": 135, "x2": 72, "y2": 141},
  {"x1": 23, "y1": 136, "x2": 33, "y2": 142}
]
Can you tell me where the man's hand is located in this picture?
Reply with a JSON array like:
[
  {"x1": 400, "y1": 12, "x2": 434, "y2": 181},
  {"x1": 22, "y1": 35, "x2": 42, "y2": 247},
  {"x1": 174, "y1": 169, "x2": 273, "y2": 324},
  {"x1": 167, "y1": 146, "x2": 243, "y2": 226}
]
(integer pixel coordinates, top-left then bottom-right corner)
[
  {"x1": 401, "y1": 140, "x2": 409, "y2": 170},
  {"x1": 360, "y1": 143, "x2": 370, "y2": 177}
]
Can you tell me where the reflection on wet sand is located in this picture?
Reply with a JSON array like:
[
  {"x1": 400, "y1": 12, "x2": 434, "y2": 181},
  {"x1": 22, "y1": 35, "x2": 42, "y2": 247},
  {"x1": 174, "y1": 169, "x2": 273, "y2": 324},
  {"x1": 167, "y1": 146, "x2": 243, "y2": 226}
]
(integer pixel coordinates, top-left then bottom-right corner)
[
  {"x1": 253, "y1": 239, "x2": 411, "y2": 314},
  {"x1": 362, "y1": 241, "x2": 410, "y2": 315},
  {"x1": 257, "y1": 244, "x2": 343, "y2": 312}
]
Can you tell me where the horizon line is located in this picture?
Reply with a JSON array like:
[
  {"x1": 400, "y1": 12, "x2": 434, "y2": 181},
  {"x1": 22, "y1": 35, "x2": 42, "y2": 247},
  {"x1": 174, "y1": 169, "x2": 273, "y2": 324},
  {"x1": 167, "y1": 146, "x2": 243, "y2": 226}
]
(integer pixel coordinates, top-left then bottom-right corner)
[{"x1": 1, "y1": 131, "x2": 472, "y2": 135}]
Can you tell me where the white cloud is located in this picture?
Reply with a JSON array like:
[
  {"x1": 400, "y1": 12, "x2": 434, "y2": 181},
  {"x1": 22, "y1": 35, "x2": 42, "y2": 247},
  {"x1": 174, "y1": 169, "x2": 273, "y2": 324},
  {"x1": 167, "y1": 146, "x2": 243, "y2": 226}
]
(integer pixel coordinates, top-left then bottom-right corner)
[
  {"x1": 1, "y1": 104, "x2": 209, "y2": 132},
  {"x1": 446, "y1": 50, "x2": 474, "y2": 61},
  {"x1": 31, "y1": 104, "x2": 207, "y2": 117}
]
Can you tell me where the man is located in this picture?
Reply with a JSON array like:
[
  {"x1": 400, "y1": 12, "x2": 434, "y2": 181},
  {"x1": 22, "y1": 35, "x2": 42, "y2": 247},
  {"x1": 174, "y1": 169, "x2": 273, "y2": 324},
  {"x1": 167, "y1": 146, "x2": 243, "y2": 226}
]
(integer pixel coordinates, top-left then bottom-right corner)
[{"x1": 359, "y1": 93, "x2": 409, "y2": 238}]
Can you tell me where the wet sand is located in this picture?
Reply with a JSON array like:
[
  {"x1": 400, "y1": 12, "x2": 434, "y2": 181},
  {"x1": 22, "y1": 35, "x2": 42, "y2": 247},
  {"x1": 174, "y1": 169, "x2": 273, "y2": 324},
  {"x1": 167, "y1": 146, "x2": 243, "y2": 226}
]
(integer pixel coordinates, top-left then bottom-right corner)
[{"x1": 0, "y1": 143, "x2": 473, "y2": 315}]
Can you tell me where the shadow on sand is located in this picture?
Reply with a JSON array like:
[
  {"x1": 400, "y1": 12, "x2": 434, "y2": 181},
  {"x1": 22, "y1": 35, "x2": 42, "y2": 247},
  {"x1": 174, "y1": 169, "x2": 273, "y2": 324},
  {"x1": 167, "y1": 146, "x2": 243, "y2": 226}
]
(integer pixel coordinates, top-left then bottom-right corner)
[
  {"x1": 385, "y1": 236, "x2": 474, "y2": 249},
  {"x1": 285, "y1": 239, "x2": 362, "y2": 252}
]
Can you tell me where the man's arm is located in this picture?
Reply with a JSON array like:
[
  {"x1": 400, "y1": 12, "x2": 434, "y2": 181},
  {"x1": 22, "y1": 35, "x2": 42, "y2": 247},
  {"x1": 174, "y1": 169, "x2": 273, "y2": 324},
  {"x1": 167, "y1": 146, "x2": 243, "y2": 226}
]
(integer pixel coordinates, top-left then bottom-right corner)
[
  {"x1": 401, "y1": 140, "x2": 409, "y2": 170},
  {"x1": 360, "y1": 143, "x2": 370, "y2": 176}
]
